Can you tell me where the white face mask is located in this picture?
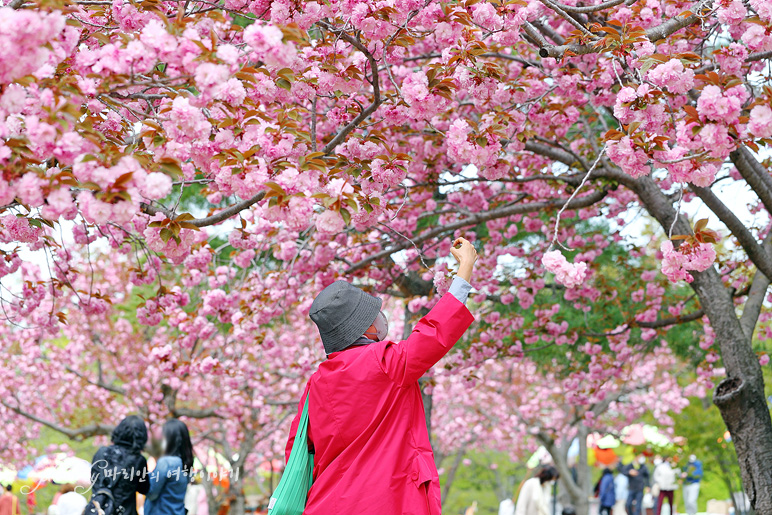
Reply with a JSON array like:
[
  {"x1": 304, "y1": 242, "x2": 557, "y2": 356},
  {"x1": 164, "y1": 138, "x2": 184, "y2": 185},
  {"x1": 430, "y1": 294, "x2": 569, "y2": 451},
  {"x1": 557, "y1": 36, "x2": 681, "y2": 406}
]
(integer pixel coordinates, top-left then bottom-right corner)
[
  {"x1": 638, "y1": 457, "x2": 646, "y2": 465},
  {"x1": 372, "y1": 311, "x2": 388, "y2": 341}
]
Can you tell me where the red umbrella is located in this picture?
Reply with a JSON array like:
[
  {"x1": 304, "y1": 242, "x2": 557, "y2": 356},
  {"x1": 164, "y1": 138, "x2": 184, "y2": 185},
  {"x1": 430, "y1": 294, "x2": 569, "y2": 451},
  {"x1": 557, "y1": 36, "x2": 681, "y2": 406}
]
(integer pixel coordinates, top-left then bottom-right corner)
[{"x1": 593, "y1": 447, "x2": 618, "y2": 466}]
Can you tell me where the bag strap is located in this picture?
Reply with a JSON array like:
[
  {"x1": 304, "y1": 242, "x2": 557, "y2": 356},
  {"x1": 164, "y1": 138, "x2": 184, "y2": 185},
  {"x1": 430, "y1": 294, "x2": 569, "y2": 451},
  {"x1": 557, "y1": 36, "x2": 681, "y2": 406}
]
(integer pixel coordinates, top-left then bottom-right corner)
[
  {"x1": 286, "y1": 395, "x2": 311, "y2": 462},
  {"x1": 94, "y1": 489, "x2": 115, "y2": 502}
]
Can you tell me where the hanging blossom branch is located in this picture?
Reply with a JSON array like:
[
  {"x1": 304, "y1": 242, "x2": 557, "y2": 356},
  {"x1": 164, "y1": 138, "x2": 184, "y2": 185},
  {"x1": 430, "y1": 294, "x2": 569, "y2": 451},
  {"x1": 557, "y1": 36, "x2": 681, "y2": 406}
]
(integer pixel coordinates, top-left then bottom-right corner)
[{"x1": 541, "y1": 146, "x2": 607, "y2": 289}]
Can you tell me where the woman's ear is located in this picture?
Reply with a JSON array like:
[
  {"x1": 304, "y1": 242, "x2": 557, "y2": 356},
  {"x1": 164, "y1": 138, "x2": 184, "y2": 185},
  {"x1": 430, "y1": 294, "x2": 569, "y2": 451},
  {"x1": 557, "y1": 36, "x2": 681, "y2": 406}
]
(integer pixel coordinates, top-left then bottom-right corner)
[{"x1": 363, "y1": 324, "x2": 378, "y2": 340}]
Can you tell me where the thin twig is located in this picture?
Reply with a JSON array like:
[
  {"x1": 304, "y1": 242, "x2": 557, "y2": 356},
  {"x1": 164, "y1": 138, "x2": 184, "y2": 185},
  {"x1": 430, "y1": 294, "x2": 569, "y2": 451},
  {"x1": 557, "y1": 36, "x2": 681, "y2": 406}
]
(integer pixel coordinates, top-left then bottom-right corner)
[
  {"x1": 549, "y1": 146, "x2": 607, "y2": 251},
  {"x1": 668, "y1": 185, "x2": 684, "y2": 239}
]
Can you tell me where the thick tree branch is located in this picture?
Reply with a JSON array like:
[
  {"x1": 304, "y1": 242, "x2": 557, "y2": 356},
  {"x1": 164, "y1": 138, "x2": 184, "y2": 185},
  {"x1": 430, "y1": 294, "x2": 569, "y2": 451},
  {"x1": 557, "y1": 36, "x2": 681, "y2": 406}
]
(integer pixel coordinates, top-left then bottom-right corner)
[
  {"x1": 635, "y1": 308, "x2": 705, "y2": 329},
  {"x1": 536, "y1": 431, "x2": 584, "y2": 500},
  {"x1": 531, "y1": 20, "x2": 567, "y2": 45},
  {"x1": 481, "y1": 53, "x2": 540, "y2": 67},
  {"x1": 317, "y1": 22, "x2": 382, "y2": 156},
  {"x1": 65, "y1": 365, "x2": 126, "y2": 395},
  {"x1": 691, "y1": 185, "x2": 772, "y2": 280},
  {"x1": 161, "y1": 384, "x2": 223, "y2": 419},
  {"x1": 730, "y1": 147, "x2": 772, "y2": 215},
  {"x1": 173, "y1": 407, "x2": 223, "y2": 419},
  {"x1": 345, "y1": 189, "x2": 608, "y2": 273},
  {"x1": 1, "y1": 400, "x2": 114, "y2": 440},
  {"x1": 524, "y1": 140, "x2": 581, "y2": 167},
  {"x1": 404, "y1": 52, "x2": 540, "y2": 68},
  {"x1": 739, "y1": 232, "x2": 772, "y2": 341},
  {"x1": 539, "y1": 0, "x2": 598, "y2": 41},
  {"x1": 546, "y1": 0, "x2": 627, "y2": 14},
  {"x1": 538, "y1": 13, "x2": 698, "y2": 58},
  {"x1": 188, "y1": 192, "x2": 266, "y2": 227},
  {"x1": 140, "y1": 191, "x2": 266, "y2": 227}
]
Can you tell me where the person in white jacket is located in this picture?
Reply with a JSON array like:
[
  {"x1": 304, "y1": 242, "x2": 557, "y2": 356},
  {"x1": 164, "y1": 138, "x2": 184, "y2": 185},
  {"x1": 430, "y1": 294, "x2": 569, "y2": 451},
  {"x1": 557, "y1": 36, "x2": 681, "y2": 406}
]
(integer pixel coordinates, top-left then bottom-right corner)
[
  {"x1": 515, "y1": 466, "x2": 559, "y2": 515},
  {"x1": 652, "y1": 457, "x2": 678, "y2": 515},
  {"x1": 498, "y1": 497, "x2": 515, "y2": 515}
]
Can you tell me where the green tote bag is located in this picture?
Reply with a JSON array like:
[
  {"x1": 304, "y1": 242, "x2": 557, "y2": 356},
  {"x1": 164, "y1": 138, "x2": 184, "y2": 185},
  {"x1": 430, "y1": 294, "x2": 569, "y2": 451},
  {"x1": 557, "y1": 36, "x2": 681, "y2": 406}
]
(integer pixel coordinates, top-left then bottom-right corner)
[{"x1": 268, "y1": 396, "x2": 314, "y2": 515}]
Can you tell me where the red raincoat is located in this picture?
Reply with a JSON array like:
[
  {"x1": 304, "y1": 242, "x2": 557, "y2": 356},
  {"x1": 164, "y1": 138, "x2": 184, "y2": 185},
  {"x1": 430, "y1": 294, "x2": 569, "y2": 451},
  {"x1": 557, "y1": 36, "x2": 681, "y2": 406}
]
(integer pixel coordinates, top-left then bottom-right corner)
[{"x1": 284, "y1": 293, "x2": 474, "y2": 514}]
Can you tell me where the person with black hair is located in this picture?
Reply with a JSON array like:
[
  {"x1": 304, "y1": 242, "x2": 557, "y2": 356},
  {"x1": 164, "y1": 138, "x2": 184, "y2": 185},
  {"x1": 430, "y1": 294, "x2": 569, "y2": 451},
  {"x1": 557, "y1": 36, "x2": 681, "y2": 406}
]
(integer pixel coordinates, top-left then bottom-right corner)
[
  {"x1": 86, "y1": 415, "x2": 150, "y2": 515},
  {"x1": 514, "y1": 466, "x2": 559, "y2": 515},
  {"x1": 144, "y1": 419, "x2": 193, "y2": 515},
  {"x1": 0, "y1": 484, "x2": 19, "y2": 515}
]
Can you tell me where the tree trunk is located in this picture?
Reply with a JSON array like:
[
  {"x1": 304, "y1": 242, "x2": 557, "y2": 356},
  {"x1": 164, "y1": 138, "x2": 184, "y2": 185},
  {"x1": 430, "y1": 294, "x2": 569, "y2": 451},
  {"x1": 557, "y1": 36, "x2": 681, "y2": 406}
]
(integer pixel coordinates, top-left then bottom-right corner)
[
  {"x1": 539, "y1": 433, "x2": 590, "y2": 515},
  {"x1": 573, "y1": 496, "x2": 590, "y2": 515},
  {"x1": 420, "y1": 377, "x2": 433, "y2": 443},
  {"x1": 576, "y1": 425, "x2": 591, "y2": 506},
  {"x1": 229, "y1": 471, "x2": 246, "y2": 515},
  {"x1": 440, "y1": 449, "x2": 466, "y2": 504},
  {"x1": 632, "y1": 175, "x2": 772, "y2": 511},
  {"x1": 569, "y1": 426, "x2": 592, "y2": 515},
  {"x1": 685, "y1": 263, "x2": 772, "y2": 512},
  {"x1": 230, "y1": 494, "x2": 245, "y2": 515}
]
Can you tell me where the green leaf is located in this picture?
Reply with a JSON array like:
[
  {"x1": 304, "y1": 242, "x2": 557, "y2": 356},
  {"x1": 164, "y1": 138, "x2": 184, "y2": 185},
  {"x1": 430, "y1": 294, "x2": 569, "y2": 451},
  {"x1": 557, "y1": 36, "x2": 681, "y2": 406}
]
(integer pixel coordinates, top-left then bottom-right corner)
[
  {"x1": 693, "y1": 218, "x2": 709, "y2": 233},
  {"x1": 231, "y1": 13, "x2": 257, "y2": 28},
  {"x1": 160, "y1": 228, "x2": 173, "y2": 243},
  {"x1": 340, "y1": 208, "x2": 351, "y2": 226},
  {"x1": 160, "y1": 161, "x2": 182, "y2": 177},
  {"x1": 276, "y1": 78, "x2": 292, "y2": 91},
  {"x1": 177, "y1": 222, "x2": 201, "y2": 231}
]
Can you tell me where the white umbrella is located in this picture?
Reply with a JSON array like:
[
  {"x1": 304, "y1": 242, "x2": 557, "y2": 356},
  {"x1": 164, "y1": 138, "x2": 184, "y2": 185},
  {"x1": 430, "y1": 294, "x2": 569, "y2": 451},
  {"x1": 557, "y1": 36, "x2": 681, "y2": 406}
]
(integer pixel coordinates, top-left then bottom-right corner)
[
  {"x1": 50, "y1": 457, "x2": 92, "y2": 486},
  {"x1": 0, "y1": 466, "x2": 15, "y2": 485}
]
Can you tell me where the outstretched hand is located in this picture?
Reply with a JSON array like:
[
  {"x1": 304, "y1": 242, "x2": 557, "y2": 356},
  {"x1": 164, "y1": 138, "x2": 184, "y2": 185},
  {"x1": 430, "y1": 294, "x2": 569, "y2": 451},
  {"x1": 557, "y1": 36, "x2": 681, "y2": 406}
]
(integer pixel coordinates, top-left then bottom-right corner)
[{"x1": 450, "y1": 237, "x2": 477, "y2": 283}]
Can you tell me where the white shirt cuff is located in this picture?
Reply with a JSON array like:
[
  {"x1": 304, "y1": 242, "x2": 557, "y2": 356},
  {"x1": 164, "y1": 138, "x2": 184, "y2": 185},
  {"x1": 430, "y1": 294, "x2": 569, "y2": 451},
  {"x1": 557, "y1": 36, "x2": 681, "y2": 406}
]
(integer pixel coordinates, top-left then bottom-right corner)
[{"x1": 448, "y1": 276, "x2": 472, "y2": 304}]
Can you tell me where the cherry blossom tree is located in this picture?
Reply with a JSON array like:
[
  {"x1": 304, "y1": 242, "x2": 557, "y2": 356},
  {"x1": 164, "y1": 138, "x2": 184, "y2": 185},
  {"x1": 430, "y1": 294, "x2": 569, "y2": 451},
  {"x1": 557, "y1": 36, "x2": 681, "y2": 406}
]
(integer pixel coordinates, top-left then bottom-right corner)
[
  {"x1": 2, "y1": 0, "x2": 772, "y2": 510},
  {"x1": 0, "y1": 245, "x2": 319, "y2": 513},
  {"x1": 431, "y1": 347, "x2": 692, "y2": 514},
  {"x1": 425, "y1": 234, "x2": 704, "y2": 514}
]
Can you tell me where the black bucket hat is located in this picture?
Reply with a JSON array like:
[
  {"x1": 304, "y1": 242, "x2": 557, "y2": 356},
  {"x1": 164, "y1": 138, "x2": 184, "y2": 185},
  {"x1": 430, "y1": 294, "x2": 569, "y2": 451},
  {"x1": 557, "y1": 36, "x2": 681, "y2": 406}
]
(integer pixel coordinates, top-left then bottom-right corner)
[{"x1": 310, "y1": 280, "x2": 382, "y2": 355}]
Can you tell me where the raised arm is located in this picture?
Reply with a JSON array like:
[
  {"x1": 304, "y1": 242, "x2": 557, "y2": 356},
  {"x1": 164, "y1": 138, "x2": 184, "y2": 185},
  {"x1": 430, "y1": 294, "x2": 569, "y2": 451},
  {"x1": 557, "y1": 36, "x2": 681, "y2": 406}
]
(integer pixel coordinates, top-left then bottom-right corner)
[{"x1": 378, "y1": 238, "x2": 477, "y2": 386}]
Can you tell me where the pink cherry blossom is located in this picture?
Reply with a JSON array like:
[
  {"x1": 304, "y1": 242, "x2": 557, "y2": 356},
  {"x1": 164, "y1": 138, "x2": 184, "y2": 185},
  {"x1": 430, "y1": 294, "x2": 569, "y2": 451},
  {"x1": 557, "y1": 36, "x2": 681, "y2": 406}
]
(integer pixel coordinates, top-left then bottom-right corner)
[
  {"x1": 607, "y1": 137, "x2": 649, "y2": 178},
  {"x1": 143, "y1": 172, "x2": 173, "y2": 200},
  {"x1": 748, "y1": 105, "x2": 772, "y2": 139},
  {"x1": 647, "y1": 59, "x2": 695, "y2": 94},
  {"x1": 315, "y1": 210, "x2": 345, "y2": 234},
  {"x1": 542, "y1": 250, "x2": 588, "y2": 288},
  {"x1": 0, "y1": 8, "x2": 68, "y2": 84},
  {"x1": 162, "y1": 96, "x2": 211, "y2": 143},
  {"x1": 697, "y1": 85, "x2": 745, "y2": 124},
  {"x1": 660, "y1": 240, "x2": 716, "y2": 283}
]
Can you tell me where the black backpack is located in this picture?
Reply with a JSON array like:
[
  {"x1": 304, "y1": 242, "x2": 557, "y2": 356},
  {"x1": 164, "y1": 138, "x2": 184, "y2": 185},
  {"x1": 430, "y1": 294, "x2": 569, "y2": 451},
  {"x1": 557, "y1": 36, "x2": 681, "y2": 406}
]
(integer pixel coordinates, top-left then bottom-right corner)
[
  {"x1": 84, "y1": 488, "x2": 121, "y2": 515},
  {"x1": 84, "y1": 446, "x2": 132, "y2": 515}
]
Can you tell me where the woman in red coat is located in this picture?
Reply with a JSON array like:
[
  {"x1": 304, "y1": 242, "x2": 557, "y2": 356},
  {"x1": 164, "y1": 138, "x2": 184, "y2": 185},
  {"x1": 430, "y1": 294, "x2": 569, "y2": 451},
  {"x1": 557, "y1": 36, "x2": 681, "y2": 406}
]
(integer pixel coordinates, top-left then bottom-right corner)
[{"x1": 284, "y1": 238, "x2": 477, "y2": 515}]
